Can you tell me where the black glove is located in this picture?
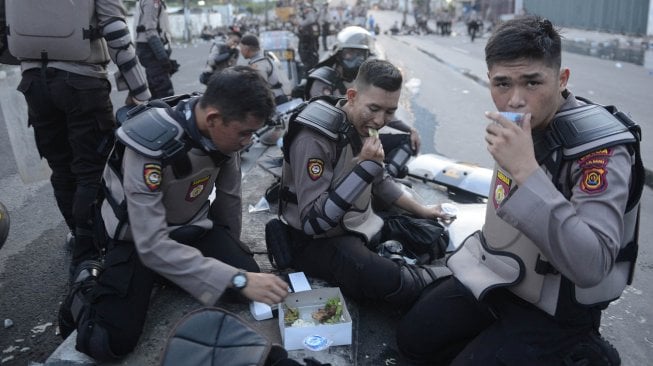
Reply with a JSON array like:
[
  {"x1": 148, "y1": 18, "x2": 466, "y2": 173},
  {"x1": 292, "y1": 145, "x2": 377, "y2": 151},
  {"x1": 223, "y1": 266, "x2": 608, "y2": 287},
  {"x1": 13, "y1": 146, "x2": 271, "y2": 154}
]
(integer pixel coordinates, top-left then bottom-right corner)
[
  {"x1": 169, "y1": 59, "x2": 180, "y2": 75},
  {"x1": 199, "y1": 71, "x2": 212, "y2": 85}
]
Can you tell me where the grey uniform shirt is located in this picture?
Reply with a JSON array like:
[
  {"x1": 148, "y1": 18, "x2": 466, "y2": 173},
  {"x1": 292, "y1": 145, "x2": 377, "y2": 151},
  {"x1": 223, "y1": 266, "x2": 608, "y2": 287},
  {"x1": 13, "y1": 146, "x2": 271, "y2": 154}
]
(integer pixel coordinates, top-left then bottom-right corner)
[
  {"x1": 285, "y1": 119, "x2": 403, "y2": 234},
  {"x1": 101, "y1": 104, "x2": 244, "y2": 305},
  {"x1": 496, "y1": 94, "x2": 633, "y2": 288},
  {"x1": 21, "y1": 0, "x2": 128, "y2": 79},
  {"x1": 135, "y1": 0, "x2": 171, "y2": 44},
  {"x1": 248, "y1": 51, "x2": 284, "y2": 98}
]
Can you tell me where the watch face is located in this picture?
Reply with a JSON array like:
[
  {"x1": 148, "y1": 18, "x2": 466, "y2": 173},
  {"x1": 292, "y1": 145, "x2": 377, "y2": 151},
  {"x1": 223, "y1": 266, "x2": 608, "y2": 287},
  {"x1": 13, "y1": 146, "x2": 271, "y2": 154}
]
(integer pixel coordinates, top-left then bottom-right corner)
[{"x1": 233, "y1": 273, "x2": 247, "y2": 289}]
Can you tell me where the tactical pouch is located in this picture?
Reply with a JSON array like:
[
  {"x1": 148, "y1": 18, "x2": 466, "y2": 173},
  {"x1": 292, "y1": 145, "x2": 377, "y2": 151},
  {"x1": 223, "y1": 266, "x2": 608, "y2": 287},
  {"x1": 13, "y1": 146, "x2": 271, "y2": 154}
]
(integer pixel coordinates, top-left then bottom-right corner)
[{"x1": 265, "y1": 219, "x2": 293, "y2": 270}]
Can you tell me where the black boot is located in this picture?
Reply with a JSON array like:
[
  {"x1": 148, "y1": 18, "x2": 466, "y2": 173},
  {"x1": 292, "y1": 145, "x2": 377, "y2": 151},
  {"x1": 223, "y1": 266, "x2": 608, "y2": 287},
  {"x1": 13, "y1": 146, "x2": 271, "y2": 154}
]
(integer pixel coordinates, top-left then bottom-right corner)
[
  {"x1": 384, "y1": 263, "x2": 452, "y2": 308},
  {"x1": 562, "y1": 331, "x2": 621, "y2": 366},
  {"x1": 58, "y1": 260, "x2": 103, "y2": 339}
]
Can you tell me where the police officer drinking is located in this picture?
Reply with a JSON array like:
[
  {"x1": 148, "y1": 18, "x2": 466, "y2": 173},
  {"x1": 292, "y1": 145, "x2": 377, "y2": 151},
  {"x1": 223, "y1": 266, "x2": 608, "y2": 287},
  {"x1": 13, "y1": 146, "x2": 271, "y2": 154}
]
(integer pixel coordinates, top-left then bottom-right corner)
[{"x1": 397, "y1": 15, "x2": 644, "y2": 365}]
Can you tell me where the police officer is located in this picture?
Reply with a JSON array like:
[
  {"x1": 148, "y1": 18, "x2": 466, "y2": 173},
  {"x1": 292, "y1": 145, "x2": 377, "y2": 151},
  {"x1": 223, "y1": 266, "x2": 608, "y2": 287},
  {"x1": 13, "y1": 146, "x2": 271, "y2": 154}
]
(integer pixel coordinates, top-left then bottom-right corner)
[
  {"x1": 397, "y1": 16, "x2": 644, "y2": 365},
  {"x1": 58, "y1": 67, "x2": 289, "y2": 361},
  {"x1": 199, "y1": 30, "x2": 241, "y2": 85},
  {"x1": 304, "y1": 26, "x2": 421, "y2": 167},
  {"x1": 277, "y1": 59, "x2": 453, "y2": 310},
  {"x1": 295, "y1": 1, "x2": 319, "y2": 73},
  {"x1": 239, "y1": 34, "x2": 289, "y2": 105},
  {"x1": 135, "y1": 0, "x2": 175, "y2": 99},
  {"x1": 6, "y1": 0, "x2": 150, "y2": 273}
]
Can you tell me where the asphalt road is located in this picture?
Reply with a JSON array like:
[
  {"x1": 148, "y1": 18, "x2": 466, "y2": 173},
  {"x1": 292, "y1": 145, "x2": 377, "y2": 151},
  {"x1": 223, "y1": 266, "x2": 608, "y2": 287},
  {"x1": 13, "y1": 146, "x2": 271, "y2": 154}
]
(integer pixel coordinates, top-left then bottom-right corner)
[{"x1": 1, "y1": 9, "x2": 652, "y2": 365}]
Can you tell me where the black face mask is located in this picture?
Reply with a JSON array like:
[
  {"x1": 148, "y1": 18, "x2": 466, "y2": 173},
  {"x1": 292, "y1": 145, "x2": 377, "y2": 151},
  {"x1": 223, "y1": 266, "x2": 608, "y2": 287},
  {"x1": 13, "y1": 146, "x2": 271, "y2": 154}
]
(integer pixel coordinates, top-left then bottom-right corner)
[
  {"x1": 341, "y1": 56, "x2": 366, "y2": 82},
  {"x1": 339, "y1": 48, "x2": 369, "y2": 82}
]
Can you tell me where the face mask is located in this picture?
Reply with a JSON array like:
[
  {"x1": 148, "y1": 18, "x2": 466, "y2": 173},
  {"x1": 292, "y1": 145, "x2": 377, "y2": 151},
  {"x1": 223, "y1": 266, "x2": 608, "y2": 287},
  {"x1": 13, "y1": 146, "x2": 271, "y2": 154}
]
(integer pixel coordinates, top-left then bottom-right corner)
[{"x1": 341, "y1": 55, "x2": 365, "y2": 82}]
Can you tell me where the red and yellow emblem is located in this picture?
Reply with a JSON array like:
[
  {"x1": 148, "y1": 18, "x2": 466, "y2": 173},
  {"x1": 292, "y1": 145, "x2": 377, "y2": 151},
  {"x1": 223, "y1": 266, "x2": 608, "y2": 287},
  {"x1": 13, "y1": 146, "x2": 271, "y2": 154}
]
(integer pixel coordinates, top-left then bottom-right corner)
[
  {"x1": 580, "y1": 167, "x2": 607, "y2": 194},
  {"x1": 492, "y1": 169, "x2": 512, "y2": 209},
  {"x1": 186, "y1": 175, "x2": 211, "y2": 202},
  {"x1": 307, "y1": 158, "x2": 324, "y2": 181},
  {"x1": 578, "y1": 149, "x2": 611, "y2": 194},
  {"x1": 143, "y1": 163, "x2": 162, "y2": 192}
]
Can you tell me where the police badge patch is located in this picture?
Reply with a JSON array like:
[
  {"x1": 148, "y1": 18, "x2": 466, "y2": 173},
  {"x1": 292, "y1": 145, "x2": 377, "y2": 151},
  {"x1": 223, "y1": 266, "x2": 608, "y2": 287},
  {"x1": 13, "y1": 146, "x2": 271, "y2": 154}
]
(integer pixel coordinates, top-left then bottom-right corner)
[
  {"x1": 578, "y1": 149, "x2": 611, "y2": 194},
  {"x1": 307, "y1": 158, "x2": 324, "y2": 181},
  {"x1": 493, "y1": 169, "x2": 512, "y2": 209},
  {"x1": 186, "y1": 175, "x2": 211, "y2": 202},
  {"x1": 143, "y1": 163, "x2": 162, "y2": 191}
]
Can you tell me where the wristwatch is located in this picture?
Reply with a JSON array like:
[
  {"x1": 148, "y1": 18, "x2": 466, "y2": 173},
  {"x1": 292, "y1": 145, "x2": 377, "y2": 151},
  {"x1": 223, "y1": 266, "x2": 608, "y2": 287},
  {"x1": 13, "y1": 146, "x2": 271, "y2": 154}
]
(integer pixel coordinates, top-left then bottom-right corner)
[{"x1": 231, "y1": 271, "x2": 248, "y2": 290}]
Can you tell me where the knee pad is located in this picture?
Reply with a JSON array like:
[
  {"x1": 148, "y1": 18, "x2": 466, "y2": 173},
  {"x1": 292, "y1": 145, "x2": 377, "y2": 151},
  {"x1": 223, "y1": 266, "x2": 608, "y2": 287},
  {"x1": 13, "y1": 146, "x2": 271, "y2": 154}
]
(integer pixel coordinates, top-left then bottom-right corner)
[
  {"x1": 562, "y1": 332, "x2": 621, "y2": 366},
  {"x1": 76, "y1": 320, "x2": 120, "y2": 362}
]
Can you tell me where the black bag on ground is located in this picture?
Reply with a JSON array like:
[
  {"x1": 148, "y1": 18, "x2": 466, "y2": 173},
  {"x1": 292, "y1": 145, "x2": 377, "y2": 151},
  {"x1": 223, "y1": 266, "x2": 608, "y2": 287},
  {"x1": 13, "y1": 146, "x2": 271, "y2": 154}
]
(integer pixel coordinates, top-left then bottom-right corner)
[{"x1": 381, "y1": 215, "x2": 448, "y2": 264}]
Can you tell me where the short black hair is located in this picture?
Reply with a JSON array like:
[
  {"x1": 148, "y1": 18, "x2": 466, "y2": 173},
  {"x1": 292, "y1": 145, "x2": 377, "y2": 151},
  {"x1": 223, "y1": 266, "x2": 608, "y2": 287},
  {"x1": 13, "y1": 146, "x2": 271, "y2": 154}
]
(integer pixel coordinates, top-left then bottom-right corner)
[
  {"x1": 353, "y1": 59, "x2": 402, "y2": 92},
  {"x1": 485, "y1": 15, "x2": 562, "y2": 70},
  {"x1": 200, "y1": 66, "x2": 275, "y2": 123}
]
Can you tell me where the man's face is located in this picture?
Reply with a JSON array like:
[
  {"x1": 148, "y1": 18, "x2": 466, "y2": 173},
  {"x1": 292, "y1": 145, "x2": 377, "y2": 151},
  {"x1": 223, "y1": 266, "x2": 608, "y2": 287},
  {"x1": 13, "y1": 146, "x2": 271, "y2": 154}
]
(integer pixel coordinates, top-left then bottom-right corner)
[
  {"x1": 488, "y1": 58, "x2": 568, "y2": 130},
  {"x1": 207, "y1": 114, "x2": 264, "y2": 154},
  {"x1": 227, "y1": 35, "x2": 241, "y2": 48},
  {"x1": 345, "y1": 85, "x2": 400, "y2": 137},
  {"x1": 239, "y1": 45, "x2": 254, "y2": 59}
]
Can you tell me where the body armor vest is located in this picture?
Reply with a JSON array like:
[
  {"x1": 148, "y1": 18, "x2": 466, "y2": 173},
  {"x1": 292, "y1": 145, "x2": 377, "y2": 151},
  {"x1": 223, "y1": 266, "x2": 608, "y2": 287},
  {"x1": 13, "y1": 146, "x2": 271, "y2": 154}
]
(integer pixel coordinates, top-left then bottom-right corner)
[
  {"x1": 281, "y1": 98, "x2": 383, "y2": 242},
  {"x1": 6, "y1": 0, "x2": 109, "y2": 64},
  {"x1": 448, "y1": 101, "x2": 643, "y2": 317},
  {"x1": 102, "y1": 97, "x2": 226, "y2": 240}
]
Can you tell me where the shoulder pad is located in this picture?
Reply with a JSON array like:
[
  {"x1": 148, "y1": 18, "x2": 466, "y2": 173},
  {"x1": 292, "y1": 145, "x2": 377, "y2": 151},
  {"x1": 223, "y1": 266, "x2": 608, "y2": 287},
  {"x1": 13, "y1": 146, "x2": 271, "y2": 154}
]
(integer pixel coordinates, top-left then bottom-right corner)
[
  {"x1": 293, "y1": 99, "x2": 348, "y2": 140},
  {"x1": 116, "y1": 107, "x2": 186, "y2": 160},
  {"x1": 307, "y1": 66, "x2": 338, "y2": 86},
  {"x1": 551, "y1": 104, "x2": 637, "y2": 159}
]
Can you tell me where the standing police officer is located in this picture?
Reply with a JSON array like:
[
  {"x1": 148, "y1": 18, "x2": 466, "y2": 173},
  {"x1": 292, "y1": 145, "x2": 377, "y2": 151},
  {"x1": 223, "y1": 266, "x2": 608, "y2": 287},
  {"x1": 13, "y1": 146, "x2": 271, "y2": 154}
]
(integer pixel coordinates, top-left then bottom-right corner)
[
  {"x1": 6, "y1": 0, "x2": 150, "y2": 273},
  {"x1": 295, "y1": 2, "x2": 319, "y2": 73},
  {"x1": 397, "y1": 16, "x2": 644, "y2": 365},
  {"x1": 135, "y1": 0, "x2": 175, "y2": 99},
  {"x1": 59, "y1": 67, "x2": 289, "y2": 361}
]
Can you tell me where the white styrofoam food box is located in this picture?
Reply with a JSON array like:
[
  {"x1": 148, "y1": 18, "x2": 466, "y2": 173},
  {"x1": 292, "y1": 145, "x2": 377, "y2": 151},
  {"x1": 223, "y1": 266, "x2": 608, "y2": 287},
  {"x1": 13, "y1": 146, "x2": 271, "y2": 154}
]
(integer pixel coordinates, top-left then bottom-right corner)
[{"x1": 278, "y1": 287, "x2": 352, "y2": 351}]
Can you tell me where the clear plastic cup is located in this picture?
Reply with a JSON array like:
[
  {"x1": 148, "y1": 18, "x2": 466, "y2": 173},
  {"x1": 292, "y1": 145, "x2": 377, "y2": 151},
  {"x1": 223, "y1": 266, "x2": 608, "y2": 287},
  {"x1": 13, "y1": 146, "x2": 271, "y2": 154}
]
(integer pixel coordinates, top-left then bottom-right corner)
[{"x1": 499, "y1": 112, "x2": 524, "y2": 126}]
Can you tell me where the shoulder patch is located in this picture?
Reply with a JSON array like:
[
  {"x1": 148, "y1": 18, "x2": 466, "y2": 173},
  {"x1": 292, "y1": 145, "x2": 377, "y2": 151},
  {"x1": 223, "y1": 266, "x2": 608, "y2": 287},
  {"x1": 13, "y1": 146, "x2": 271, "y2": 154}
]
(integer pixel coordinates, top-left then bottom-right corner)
[
  {"x1": 186, "y1": 175, "x2": 211, "y2": 202},
  {"x1": 307, "y1": 158, "x2": 324, "y2": 181},
  {"x1": 143, "y1": 163, "x2": 162, "y2": 191},
  {"x1": 578, "y1": 148, "x2": 613, "y2": 168},
  {"x1": 580, "y1": 166, "x2": 608, "y2": 194}
]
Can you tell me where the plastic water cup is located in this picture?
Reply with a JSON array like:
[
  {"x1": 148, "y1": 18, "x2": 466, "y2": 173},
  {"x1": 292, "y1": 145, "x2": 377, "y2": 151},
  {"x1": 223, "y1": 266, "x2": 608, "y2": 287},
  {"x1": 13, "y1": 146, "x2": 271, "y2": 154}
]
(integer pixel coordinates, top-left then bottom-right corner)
[{"x1": 499, "y1": 112, "x2": 524, "y2": 126}]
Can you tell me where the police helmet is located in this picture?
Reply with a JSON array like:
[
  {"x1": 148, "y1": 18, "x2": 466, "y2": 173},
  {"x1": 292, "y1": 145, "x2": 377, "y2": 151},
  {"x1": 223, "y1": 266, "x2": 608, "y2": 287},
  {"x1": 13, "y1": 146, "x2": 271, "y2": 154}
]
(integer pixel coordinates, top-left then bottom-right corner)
[
  {"x1": 333, "y1": 26, "x2": 374, "y2": 81},
  {"x1": 0, "y1": 201, "x2": 9, "y2": 249}
]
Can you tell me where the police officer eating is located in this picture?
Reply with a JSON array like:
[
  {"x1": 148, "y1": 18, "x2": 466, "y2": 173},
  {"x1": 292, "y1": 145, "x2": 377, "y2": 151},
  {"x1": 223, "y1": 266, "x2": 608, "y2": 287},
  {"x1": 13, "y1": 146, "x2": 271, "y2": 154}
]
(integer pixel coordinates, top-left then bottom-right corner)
[
  {"x1": 58, "y1": 67, "x2": 289, "y2": 361},
  {"x1": 274, "y1": 59, "x2": 454, "y2": 311},
  {"x1": 397, "y1": 15, "x2": 644, "y2": 365}
]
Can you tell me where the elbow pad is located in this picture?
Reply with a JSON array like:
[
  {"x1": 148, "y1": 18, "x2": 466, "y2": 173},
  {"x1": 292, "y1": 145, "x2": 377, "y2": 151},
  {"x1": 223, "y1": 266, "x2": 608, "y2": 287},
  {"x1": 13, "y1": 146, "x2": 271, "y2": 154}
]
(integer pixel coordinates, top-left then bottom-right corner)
[
  {"x1": 103, "y1": 19, "x2": 151, "y2": 101},
  {"x1": 147, "y1": 35, "x2": 169, "y2": 61},
  {"x1": 302, "y1": 160, "x2": 383, "y2": 235}
]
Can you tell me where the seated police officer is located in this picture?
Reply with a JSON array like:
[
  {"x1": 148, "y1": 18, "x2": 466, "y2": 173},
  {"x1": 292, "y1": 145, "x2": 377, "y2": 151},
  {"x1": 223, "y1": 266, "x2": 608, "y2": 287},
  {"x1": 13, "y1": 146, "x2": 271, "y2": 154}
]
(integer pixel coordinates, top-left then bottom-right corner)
[
  {"x1": 59, "y1": 67, "x2": 289, "y2": 361},
  {"x1": 397, "y1": 16, "x2": 644, "y2": 365},
  {"x1": 277, "y1": 59, "x2": 453, "y2": 310},
  {"x1": 303, "y1": 26, "x2": 421, "y2": 168},
  {"x1": 199, "y1": 30, "x2": 241, "y2": 85}
]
